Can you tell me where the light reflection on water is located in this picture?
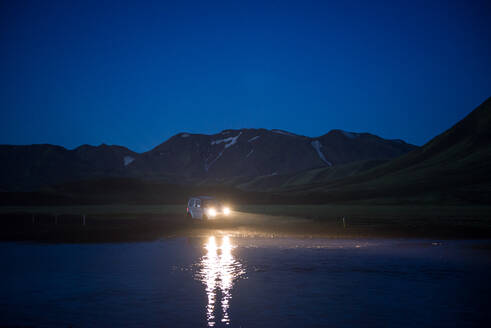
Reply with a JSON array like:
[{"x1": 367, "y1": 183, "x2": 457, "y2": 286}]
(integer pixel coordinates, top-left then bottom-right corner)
[
  {"x1": 1, "y1": 239, "x2": 490, "y2": 327},
  {"x1": 196, "y1": 236, "x2": 244, "y2": 327}
]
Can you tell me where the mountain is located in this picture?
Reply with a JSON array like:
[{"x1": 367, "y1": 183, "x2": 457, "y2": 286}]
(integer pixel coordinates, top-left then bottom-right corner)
[
  {"x1": 128, "y1": 129, "x2": 416, "y2": 180},
  {"x1": 274, "y1": 97, "x2": 491, "y2": 204},
  {"x1": 0, "y1": 129, "x2": 416, "y2": 192},
  {"x1": 234, "y1": 159, "x2": 388, "y2": 191},
  {"x1": 2, "y1": 96, "x2": 488, "y2": 204},
  {"x1": 0, "y1": 144, "x2": 136, "y2": 191}
]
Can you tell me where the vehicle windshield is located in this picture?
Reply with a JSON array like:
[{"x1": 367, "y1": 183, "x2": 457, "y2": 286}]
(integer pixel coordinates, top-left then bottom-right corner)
[{"x1": 202, "y1": 200, "x2": 222, "y2": 208}]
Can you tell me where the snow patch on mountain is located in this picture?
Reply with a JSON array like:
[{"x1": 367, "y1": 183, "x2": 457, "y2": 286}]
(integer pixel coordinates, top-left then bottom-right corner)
[
  {"x1": 246, "y1": 149, "x2": 254, "y2": 158},
  {"x1": 211, "y1": 132, "x2": 242, "y2": 148},
  {"x1": 341, "y1": 130, "x2": 359, "y2": 139},
  {"x1": 311, "y1": 140, "x2": 332, "y2": 166},
  {"x1": 123, "y1": 156, "x2": 135, "y2": 166},
  {"x1": 204, "y1": 151, "x2": 223, "y2": 172},
  {"x1": 272, "y1": 129, "x2": 298, "y2": 137},
  {"x1": 180, "y1": 133, "x2": 190, "y2": 138},
  {"x1": 248, "y1": 136, "x2": 260, "y2": 142}
]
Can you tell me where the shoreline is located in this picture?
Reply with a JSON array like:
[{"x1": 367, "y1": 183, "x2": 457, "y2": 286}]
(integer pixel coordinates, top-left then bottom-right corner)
[{"x1": 1, "y1": 211, "x2": 491, "y2": 243}]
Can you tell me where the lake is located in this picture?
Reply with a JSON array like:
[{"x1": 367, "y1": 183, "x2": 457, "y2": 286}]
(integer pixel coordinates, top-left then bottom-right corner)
[{"x1": 1, "y1": 233, "x2": 490, "y2": 327}]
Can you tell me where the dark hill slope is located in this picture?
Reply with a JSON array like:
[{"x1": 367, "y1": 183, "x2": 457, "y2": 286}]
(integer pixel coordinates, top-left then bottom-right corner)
[
  {"x1": 234, "y1": 159, "x2": 387, "y2": 192},
  {"x1": 287, "y1": 97, "x2": 491, "y2": 203},
  {"x1": 0, "y1": 129, "x2": 416, "y2": 192},
  {"x1": 0, "y1": 144, "x2": 136, "y2": 191},
  {"x1": 129, "y1": 128, "x2": 416, "y2": 180}
]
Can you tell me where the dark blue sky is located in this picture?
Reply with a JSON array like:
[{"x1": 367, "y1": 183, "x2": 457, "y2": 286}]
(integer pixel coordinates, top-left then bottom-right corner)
[{"x1": 1, "y1": 0, "x2": 490, "y2": 152}]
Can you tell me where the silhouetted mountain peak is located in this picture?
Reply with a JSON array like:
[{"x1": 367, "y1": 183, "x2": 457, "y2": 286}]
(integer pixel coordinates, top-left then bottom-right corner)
[{"x1": 0, "y1": 127, "x2": 417, "y2": 191}]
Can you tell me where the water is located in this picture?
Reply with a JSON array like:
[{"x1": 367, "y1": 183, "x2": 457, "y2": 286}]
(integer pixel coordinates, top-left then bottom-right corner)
[{"x1": 1, "y1": 235, "x2": 490, "y2": 327}]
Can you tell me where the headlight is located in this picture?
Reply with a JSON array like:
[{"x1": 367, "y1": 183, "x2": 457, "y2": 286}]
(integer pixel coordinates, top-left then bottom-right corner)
[
  {"x1": 207, "y1": 208, "x2": 217, "y2": 217},
  {"x1": 223, "y1": 207, "x2": 230, "y2": 215}
]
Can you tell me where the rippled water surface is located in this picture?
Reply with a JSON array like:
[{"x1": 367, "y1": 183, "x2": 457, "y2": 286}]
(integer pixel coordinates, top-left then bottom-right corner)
[{"x1": 1, "y1": 236, "x2": 490, "y2": 327}]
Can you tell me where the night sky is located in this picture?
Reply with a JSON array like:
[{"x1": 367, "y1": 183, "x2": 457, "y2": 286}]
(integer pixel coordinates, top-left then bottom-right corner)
[{"x1": 1, "y1": 0, "x2": 490, "y2": 152}]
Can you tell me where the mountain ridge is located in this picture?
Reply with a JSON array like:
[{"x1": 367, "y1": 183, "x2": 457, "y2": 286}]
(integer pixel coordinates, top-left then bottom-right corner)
[
  {"x1": 266, "y1": 97, "x2": 491, "y2": 204},
  {"x1": 0, "y1": 128, "x2": 416, "y2": 191}
]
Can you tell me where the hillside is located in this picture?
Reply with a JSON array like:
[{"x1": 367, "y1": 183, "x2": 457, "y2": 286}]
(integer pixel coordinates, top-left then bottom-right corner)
[
  {"x1": 0, "y1": 129, "x2": 415, "y2": 191},
  {"x1": 127, "y1": 128, "x2": 415, "y2": 180},
  {"x1": 0, "y1": 144, "x2": 137, "y2": 191},
  {"x1": 281, "y1": 97, "x2": 491, "y2": 204},
  {"x1": 232, "y1": 159, "x2": 387, "y2": 191}
]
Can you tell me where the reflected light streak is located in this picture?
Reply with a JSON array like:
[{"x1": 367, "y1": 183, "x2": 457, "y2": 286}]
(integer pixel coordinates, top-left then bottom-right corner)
[{"x1": 197, "y1": 235, "x2": 243, "y2": 327}]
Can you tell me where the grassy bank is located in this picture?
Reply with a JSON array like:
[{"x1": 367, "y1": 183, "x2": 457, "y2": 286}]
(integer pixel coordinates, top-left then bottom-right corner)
[
  {"x1": 236, "y1": 204, "x2": 491, "y2": 226},
  {"x1": 1, "y1": 204, "x2": 491, "y2": 242},
  {"x1": 0, "y1": 204, "x2": 185, "y2": 217}
]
